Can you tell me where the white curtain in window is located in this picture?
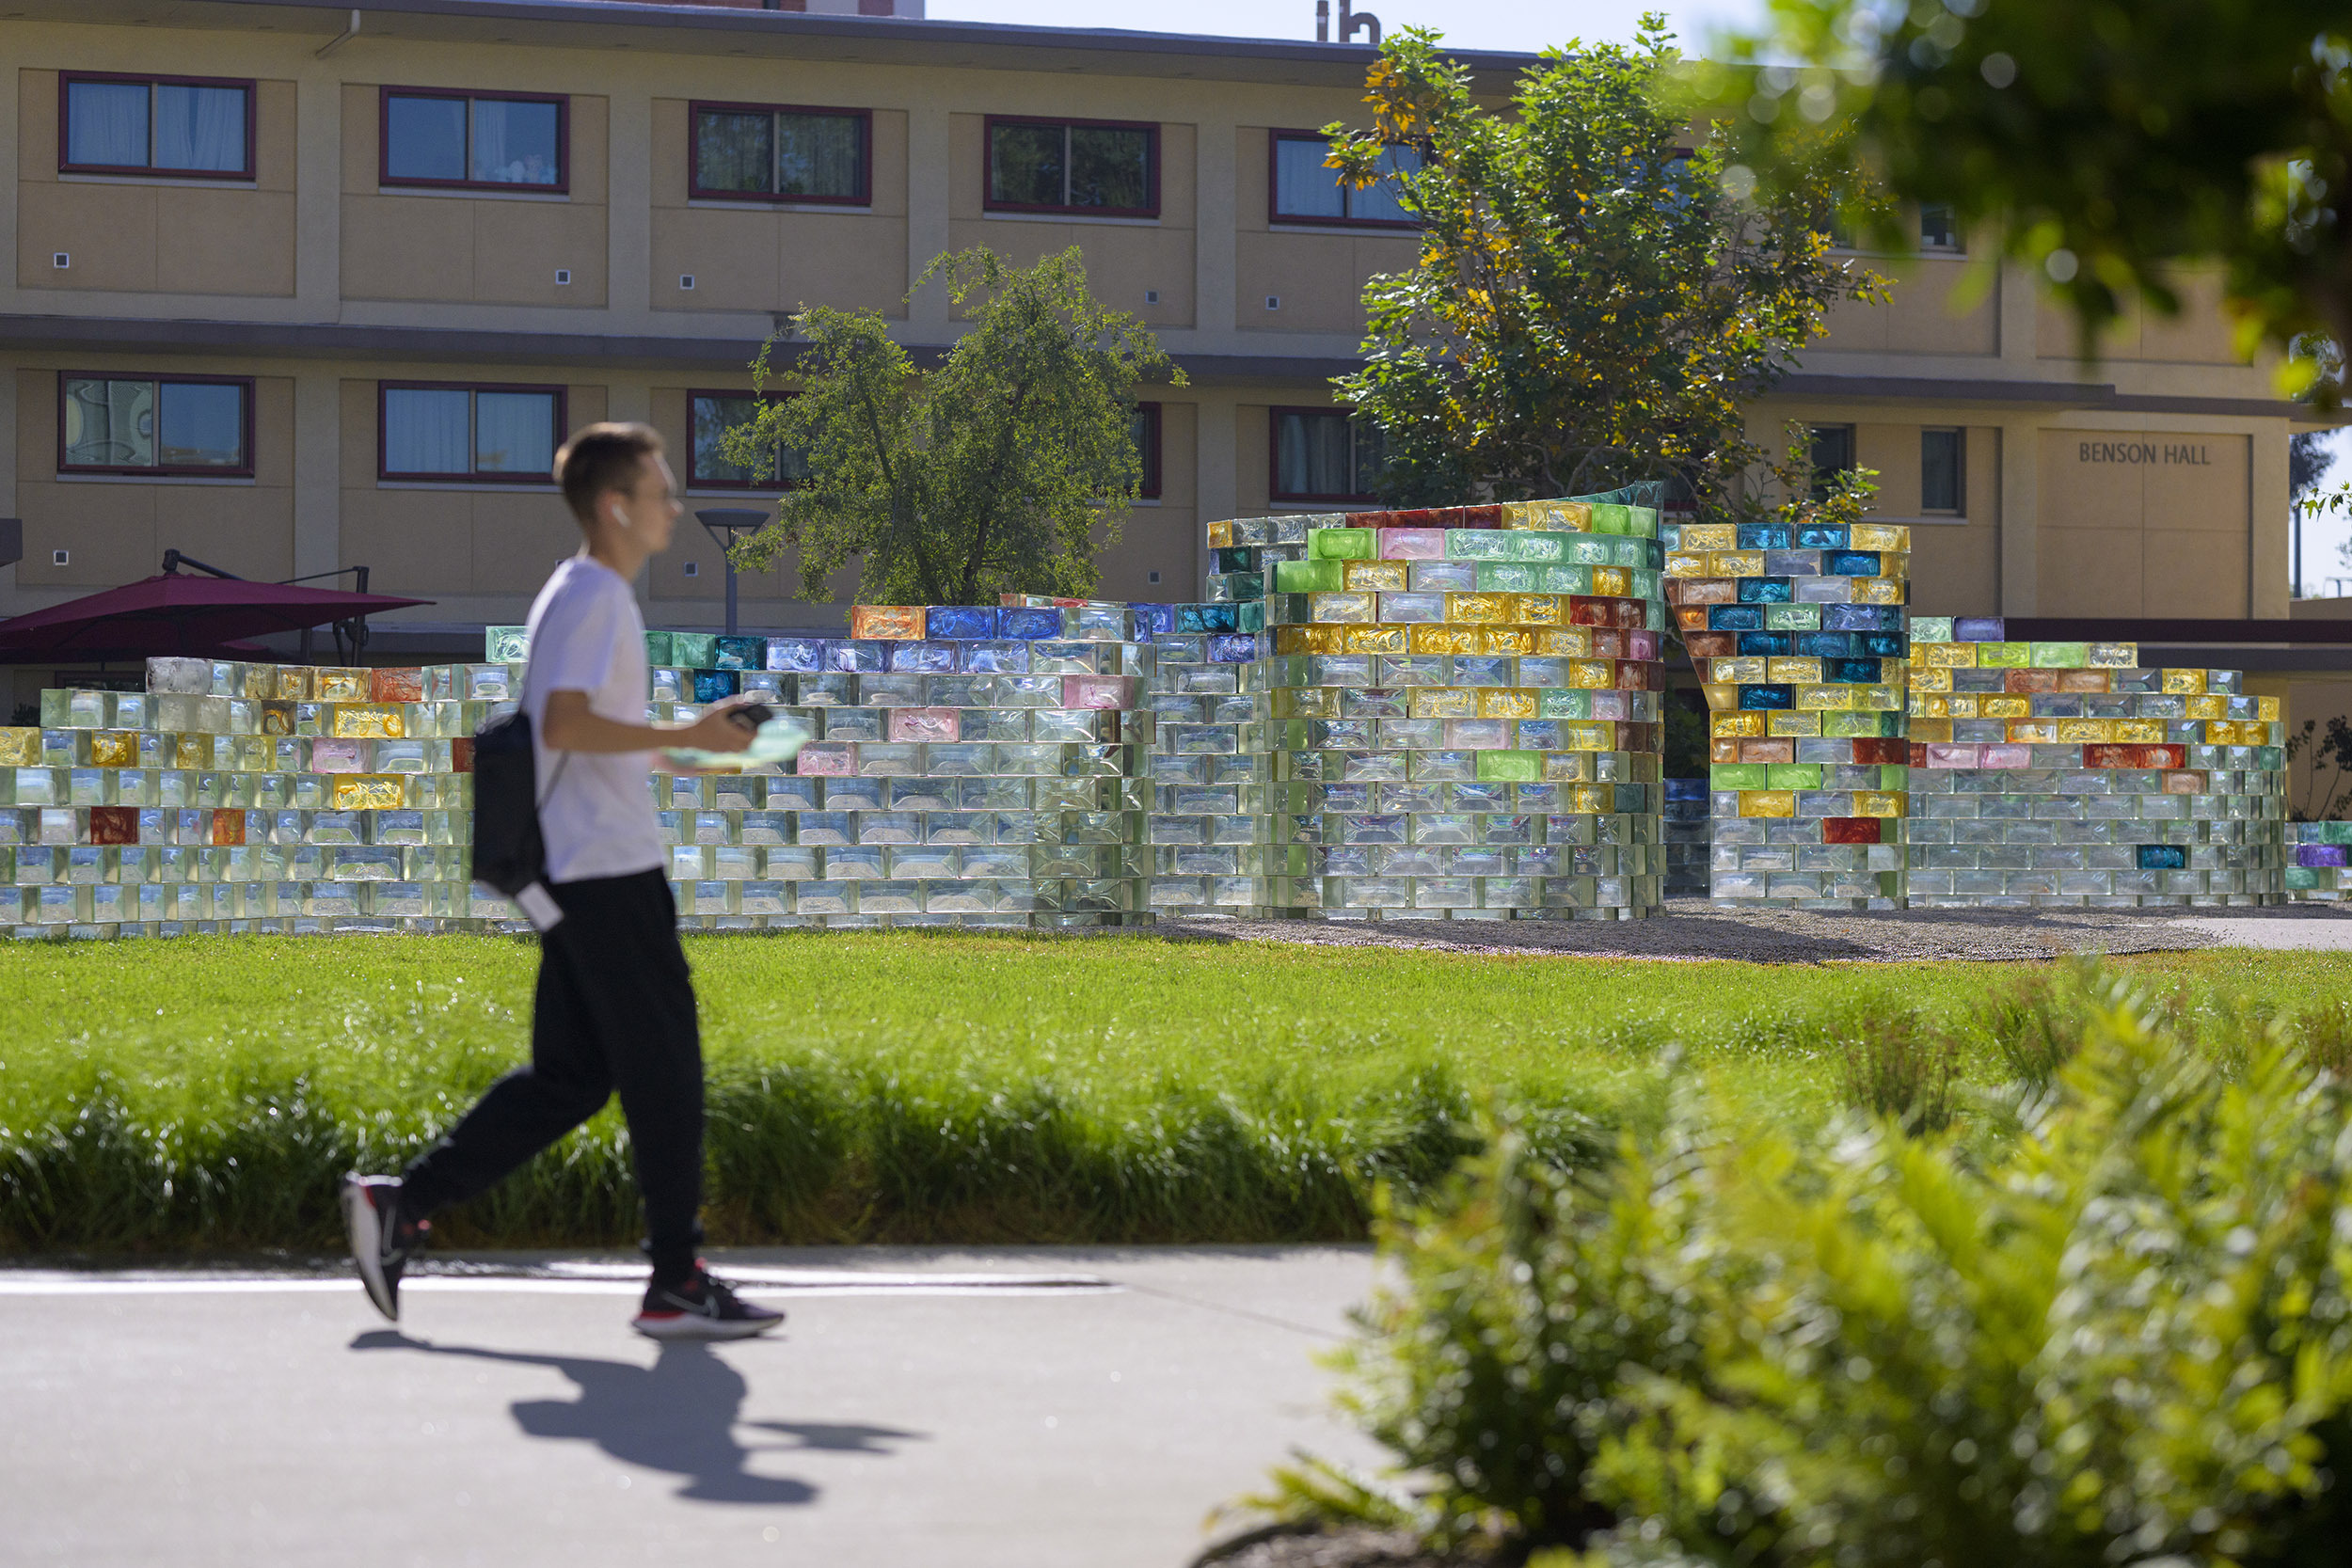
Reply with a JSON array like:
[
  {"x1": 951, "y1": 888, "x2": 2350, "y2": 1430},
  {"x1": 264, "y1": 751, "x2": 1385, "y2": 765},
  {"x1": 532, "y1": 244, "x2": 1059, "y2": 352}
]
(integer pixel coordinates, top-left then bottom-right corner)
[
  {"x1": 777, "y1": 113, "x2": 862, "y2": 198},
  {"x1": 384, "y1": 388, "x2": 470, "y2": 476},
  {"x1": 471, "y1": 99, "x2": 560, "y2": 185},
  {"x1": 474, "y1": 392, "x2": 555, "y2": 474},
  {"x1": 1272, "y1": 137, "x2": 1344, "y2": 219},
  {"x1": 66, "y1": 80, "x2": 149, "y2": 167},
  {"x1": 154, "y1": 84, "x2": 246, "y2": 172}
]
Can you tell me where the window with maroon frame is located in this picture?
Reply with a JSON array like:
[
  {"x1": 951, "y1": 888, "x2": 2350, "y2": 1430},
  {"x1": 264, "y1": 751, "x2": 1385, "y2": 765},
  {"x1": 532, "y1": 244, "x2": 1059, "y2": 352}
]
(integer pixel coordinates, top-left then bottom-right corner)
[
  {"x1": 1270, "y1": 408, "x2": 1383, "y2": 503},
  {"x1": 61, "y1": 73, "x2": 254, "y2": 179},
  {"x1": 688, "y1": 391, "x2": 809, "y2": 490},
  {"x1": 1268, "y1": 131, "x2": 1419, "y2": 228},
  {"x1": 690, "y1": 103, "x2": 869, "y2": 205},
  {"x1": 380, "y1": 384, "x2": 564, "y2": 483},
  {"x1": 60, "y1": 374, "x2": 252, "y2": 477},
  {"x1": 1130, "y1": 403, "x2": 1163, "y2": 499},
  {"x1": 380, "y1": 88, "x2": 566, "y2": 192},
  {"x1": 985, "y1": 117, "x2": 1156, "y2": 217}
]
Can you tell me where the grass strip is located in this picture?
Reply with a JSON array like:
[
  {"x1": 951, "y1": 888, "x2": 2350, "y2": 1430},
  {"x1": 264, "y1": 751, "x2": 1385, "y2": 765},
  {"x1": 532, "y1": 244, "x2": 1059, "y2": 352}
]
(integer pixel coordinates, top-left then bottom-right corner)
[{"x1": 2, "y1": 933, "x2": 2345, "y2": 1253}]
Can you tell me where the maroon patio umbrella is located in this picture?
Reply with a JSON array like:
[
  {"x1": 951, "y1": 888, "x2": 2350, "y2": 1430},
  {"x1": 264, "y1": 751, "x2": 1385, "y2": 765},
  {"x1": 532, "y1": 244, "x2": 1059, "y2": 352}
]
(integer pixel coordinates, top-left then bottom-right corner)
[{"x1": 0, "y1": 572, "x2": 432, "y2": 664}]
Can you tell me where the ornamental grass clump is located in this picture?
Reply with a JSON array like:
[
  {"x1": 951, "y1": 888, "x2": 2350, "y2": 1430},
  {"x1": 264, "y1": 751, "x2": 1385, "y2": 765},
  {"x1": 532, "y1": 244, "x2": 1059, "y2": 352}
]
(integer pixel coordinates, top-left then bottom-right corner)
[{"x1": 1265, "y1": 969, "x2": 2352, "y2": 1567}]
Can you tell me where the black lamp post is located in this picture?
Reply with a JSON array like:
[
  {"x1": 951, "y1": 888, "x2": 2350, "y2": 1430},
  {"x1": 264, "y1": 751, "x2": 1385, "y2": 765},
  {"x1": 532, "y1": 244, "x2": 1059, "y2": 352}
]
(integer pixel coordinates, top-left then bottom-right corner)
[{"x1": 694, "y1": 509, "x2": 769, "y2": 637}]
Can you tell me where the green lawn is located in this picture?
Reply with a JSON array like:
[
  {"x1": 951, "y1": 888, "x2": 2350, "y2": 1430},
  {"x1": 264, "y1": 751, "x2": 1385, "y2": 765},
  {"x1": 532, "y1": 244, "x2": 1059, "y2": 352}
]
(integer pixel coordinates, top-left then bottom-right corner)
[{"x1": 2, "y1": 932, "x2": 2345, "y2": 1253}]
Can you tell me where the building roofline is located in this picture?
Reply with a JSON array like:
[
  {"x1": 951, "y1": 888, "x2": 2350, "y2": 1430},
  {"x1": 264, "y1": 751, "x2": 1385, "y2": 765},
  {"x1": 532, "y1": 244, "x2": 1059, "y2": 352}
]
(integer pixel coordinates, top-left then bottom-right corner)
[{"x1": 23, "y1": 0, "x2": 1541, "y2": 87}]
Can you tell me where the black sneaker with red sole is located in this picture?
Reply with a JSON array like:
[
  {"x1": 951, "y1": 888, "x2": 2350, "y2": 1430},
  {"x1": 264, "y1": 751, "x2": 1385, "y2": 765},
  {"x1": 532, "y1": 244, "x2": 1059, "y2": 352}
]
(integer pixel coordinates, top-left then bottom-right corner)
[
  {"x1": 632, "y1": 1268, "x2": 786, "y2": 1341},
  {"x1": 342, "y1": 1173, "x2": 428, "y2": 1323}
]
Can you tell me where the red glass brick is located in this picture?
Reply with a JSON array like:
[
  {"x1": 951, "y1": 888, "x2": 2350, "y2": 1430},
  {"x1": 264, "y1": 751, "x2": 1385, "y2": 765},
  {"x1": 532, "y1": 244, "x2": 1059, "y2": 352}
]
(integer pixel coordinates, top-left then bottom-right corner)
[
  {"x1": 210, "y1": 809, "x2": 246, "y2": 847},
  {"x1": 89, "y1": 806, "x2": 138, "y2": 846},
  {"x1": 1851, "y1": 736, "x2": 1908, "y2": 766},
  {"x1": 1821, "y1": 817, "x2": 1883, "y2": 844},
  {"x1": 2004, "y1": 668, "x2": 2060, "y2": 693}
]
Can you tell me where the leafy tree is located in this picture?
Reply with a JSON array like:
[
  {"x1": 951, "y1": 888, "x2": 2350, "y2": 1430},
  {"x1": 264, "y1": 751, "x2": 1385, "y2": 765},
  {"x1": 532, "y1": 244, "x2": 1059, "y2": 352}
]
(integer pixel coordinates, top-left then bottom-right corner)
[
  {"x1": 1691, "y1": 1, "x2": 2352, "y2": 399},
  {"x1": 725, "y1": 246, "x2": 1181, "y2": 606},
  {"x1": 1322, "y1": 18, "x2": 1886, "y2": 516},
  {"x1": 2293, "y1": 430, "x2": 2337, "y2": 504}
]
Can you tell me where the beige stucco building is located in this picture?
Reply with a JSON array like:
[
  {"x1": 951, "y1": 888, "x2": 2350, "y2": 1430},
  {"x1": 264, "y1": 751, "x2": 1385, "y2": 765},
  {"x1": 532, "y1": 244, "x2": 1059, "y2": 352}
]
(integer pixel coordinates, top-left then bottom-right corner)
[{"x1": 2, "y1": 0, "x2": 2343, "y2": 718}]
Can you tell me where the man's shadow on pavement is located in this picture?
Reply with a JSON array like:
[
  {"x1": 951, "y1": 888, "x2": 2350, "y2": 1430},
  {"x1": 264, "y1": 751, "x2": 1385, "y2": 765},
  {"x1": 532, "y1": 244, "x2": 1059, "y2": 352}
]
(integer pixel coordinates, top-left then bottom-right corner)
[{"x1": 353, "y1": 1329, "x2": 924, "y2": 1503}]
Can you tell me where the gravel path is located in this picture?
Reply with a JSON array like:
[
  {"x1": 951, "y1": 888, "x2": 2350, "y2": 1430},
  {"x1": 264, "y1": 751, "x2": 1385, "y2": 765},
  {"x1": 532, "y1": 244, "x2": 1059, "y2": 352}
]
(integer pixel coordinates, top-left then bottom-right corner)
[{"x1": 1155, "y1": 902, "x2": 2352, "y2": 964}]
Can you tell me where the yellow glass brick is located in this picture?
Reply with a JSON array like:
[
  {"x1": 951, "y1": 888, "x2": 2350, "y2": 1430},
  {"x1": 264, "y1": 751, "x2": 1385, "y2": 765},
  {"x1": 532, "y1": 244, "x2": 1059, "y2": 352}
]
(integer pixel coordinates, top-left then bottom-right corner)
[
  {"x1": 1566, "y1": 784, "x2": 1612, "y2": 813},
  {"x1": 1910, "y1": 717, "x2": 1953, "y2": 743},
  {"x1": 239, "y1": 665, "x2": 274, "y2": 699},
  {"x1": 1700, "y1": 683, "x2": 1740, "y2": 710},
  {"x1": 1677, "y1": 522, "x2": 1736, "y2": 550},
  {"x1": 175, "y1": 735, "x2": 214, "y2": 769},
  {"x1": 1849, "y1": 523, "x2": 1910, "y2": 551},
  {"x1": 2112, "y1": 720, "x2": 2165, "y2": 743},
  {"x1": 2258, "y1": 695, "x2": 2281, "y2": 721},
  {"x1": 329, "y1": 704, "x2": 407, "y2": 739},
  {"x1": 333, "y1": 774, "x2": 409, "y2": 811},
  {"x1": 1740, "y1": 789, "x2": 1797, "y2": 818},
  {"x1": 1207, "y1": 518, "x2": 1234, "y2": 548},
  {"x1": 1711, "y1": 712, "x2": 1766, "y2": 737},
  {"x1": 315, "y1": 668, "x2": 370, "y2": 702},
  {"x1": 1343, "y1": 624, "x2": 1409, "y2": 654},
  {"x1": 0, "y1": 729, "x2": 39, "y2": 767},
  {"x1": 1444, "y1": 592, "x2": 1510, "y2": 624},
  {"x1": 1498, "y1": 501, "x2": 1540, "y2": 529},
  {"x1": 1476, "y1": 626, "x2": 1534, "y2": 656},
  {"x1": 89, "y1": 731, "x2": 136, "y2": 768},
  {"x1": 1569, "y1": 659, "x2": 1617, "y2": 689},
  {"x1": 1546, "y1": 500, "x2": 1594, "y2": 531},
  {"x1": 1847, "y1": 578, "x2": 1899, "y2": 605},
  {"x1": 1507, "y1": 594, "x2": 1564, "y2": 626},
  {"x1": 1861, "y1": 685, "x2": 1901, "y2": 712},
  {"x1": 1908, "y1": 665, "x2": 1953, "y2": 692},
  {"x1": 1767, "y1": 710, "x2": 1822, "y2": 737},
  {"x1": 1541, "y1": 752, "x2": 1593, "y2": 782},
  {"x1": 1921, "y1": 642, "x2": 1979, "y2": 669},
  {"x1": 1274, "y1": 625, "x2": 1345, "y2": 655},
  {"x1": 1665, "y1": 552, "x2": 1710, "y2": 578},
  {"x1": 1709, "y1": 657, "x2": 1768, "y2": 685},
  {"x1": 1982, "y1": 695, "x2": 2031, "y2": 719},
  {"x1": 1590, "y1": 566, "x2": 1630, "y2": 596},
  {"x1": 1852, "y1": 791, "x2": 1904, "y2": 818},
  {"x1": 2185, "y1": 694, "x2": 2227, "y2": 721},
  {"x1": 1795, "y1": 684, "x2": 1855, "y2": 711},
  {"x1": 273, "y1": 666, "x2": 315, "y2": 701},
  {"x1": 1708, "y1": 551, "x2": 1765, "y2": 578},
  {"x1": 2009, "y1": 720, "x2": 2058, "y2": 743},
  {"x1": 1410, "y1": 687, "x2": 1479, "y2": 719},
  {"x1": 1910, "y1": 694, "x2": 1950, "y2": 718},
  {"x1": 2056, "y1": 719, "x2": 2111, "y2": 743},
  {"x1": 2203, "y1": 720, "x2": 2241, "y2": 745},
  {"x1": 1766, "y1": 657, "x2": 1824, "y2": 684},
  {"x1": 1945, "y1": 693, "x2": 1980, "y2": 718},
  {"x1": 1533, "y1": 626, "x2": 1592, "y2": 657},
  {"x1": 1342, "y1": 559, "x2": 1408, "y2": 592},
  {"x1": 2088, "y1": 641, "x2": 2138, "y2": 668},
  {"x1": 1309, "y1": 591, "x2": 1377, "y2": 624},
  {"x1": 2161, "y1": 668, "x2": 2207, "y2": 694},
  {"x1": 1409, "y1": 622, "x2": 1480, "y2": 656},
  {"x1": 1880, "y1": 552, "x2": 1911, "y2": 580},
  {"x1": 1478, "y1": 688, "x2": 1538, "y2": 720},
  {"x1": 1563, "y1": 722, "x2": 1615, "y2": 752}
]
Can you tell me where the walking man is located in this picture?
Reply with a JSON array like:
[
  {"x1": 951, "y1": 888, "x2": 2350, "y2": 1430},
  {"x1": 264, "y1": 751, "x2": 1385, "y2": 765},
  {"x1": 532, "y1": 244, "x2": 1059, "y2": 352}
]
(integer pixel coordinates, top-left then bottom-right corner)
[{"x1": 342, "y1": 421, "x2": 782, "y2": 1341}]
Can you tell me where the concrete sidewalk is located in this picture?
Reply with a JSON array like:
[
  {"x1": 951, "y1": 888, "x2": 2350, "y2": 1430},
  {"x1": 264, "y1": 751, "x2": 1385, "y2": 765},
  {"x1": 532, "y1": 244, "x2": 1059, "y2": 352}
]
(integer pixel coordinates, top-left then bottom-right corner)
[{"x1": 1, "y1": 1246, "x2": 1382, "y2": 1568}]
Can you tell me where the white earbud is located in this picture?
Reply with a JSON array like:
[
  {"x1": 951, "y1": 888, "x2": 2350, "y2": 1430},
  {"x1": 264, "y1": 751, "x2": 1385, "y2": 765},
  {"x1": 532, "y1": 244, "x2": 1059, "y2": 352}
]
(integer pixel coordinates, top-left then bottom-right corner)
[{"x1": 608, "y1": 502, "x2": 629, "y2": 531}]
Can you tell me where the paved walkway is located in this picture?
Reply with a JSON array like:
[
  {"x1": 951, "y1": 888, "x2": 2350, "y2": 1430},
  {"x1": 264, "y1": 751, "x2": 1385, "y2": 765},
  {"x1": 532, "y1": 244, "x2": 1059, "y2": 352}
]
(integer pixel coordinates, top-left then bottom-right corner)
[
  {"x1": 1162, "y1": 902, "x2": 2352, "y2": 962},
  {"x1": 1, "y1": 1247, "x2": 1380, "y2": 1568}
]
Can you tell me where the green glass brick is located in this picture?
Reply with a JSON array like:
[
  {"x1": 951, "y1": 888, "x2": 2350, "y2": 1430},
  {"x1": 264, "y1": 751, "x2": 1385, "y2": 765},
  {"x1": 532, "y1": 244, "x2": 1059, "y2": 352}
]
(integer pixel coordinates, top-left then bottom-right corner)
[
  {"x1": 1821, "y1": 709, "x2": 1900, "y2": 737},
  {"x1": 1475, "y1": 750, "x2": 1541, "y2": 783},
  {"x1": 1537, "y1": 563, "x2": 1594, "y2": 594},
  {"x1": 2029, "y1": 641, "x2": 2090, "y2": 669},
  {"x1": 1588, "y1": 503, "x2": 1630, "y2": 534},
  {"x1": 1909, "y1": 616, "x2": 1953, "y2": 644},
  {"x1": 671, "y1": 633, "x2": 718, "y2": 669},
  {"x1": 1879, "y1": 764, "x2": 1909, "y2": 790},
  {"x1": 1475, "y1": 562, "x2": 1540, "y2": 592},
  {"x1": 1503, "y1": 531, "x2": 1567, "y2": 562},
  {"x1": 1712, "y1": 763, "x2": 1770, "y2": 789},
  {"x1": 1273, "y1": 558, "x2": 1344, "y2": 593},
  {"x1": 1539, "y1": 689, "x2": 1593, "y2": 720},
  {"x1": 644, "y1": 631, "x2": 675, "y2": 666},
  {"x1": 1308, "y1": 527, "x2": 1375, "y2": 560},
  {"x1": 1765, "y1": 603, "x2": 1821, "y2": 630},
  {"x1": 1235, "y1": 601, "x2": 1266, "y2": 632},
  {"x1": 1765, "y1": 764, "x2": 1822, "y2": 790},
  {"x1": 1978, "y1": 641, "x2": 2030, "y2": 669},
  {"x1": 1444, "y1": 530, "x2": 1514, "y2": 561},
  {"x1": 1627, "y1": 506, "x2": 1660, "y2": 537},
  {"x1": 2286, "y1": 866, "x2": 2321, "y2": 889}
]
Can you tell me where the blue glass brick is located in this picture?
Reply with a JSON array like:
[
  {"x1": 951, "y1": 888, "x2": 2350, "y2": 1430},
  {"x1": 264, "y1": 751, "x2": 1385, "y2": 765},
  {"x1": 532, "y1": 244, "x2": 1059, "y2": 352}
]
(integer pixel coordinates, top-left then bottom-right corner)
[
  {"x1": 1738, "y1": 683, "x2": 1794, "y2": 710},
  {"x1": 1708, "y1": 605, "x2": 1765, "y2": 631},
  {"x1": 765, "y1": 637, "x2": 824, "y2": 673},
  {"x1": 1821, "y1": 604, "x2": 1892, "y2": 632},
  {"x1": 1663, "y1": 777, "x2": 1708, "y2": 801},
  {"x1": 1827, "y1": 657, "x2": 1882, "y2": 685},
  {"x1": 1516, "y1": 720, "x2": 1563, "y2": 750},
  {"x1": 714, "y1": 636, "x2": 766, "y2": 671},
  {"x1": 1793, "y1": 522, "x2": 1850, "y2": 549},
  {"x1": 1212, "y1": 546, "x2": 1254, "y2": 574},
  {"x1": 1178, "y1": 604, "x2": 1241, "y2": 635},
  {"x1": 1954, "y1": 616, "x2": 2005, "y2": 642},
  {"x1": 1736, "y1": 523, "x2": 1792, "y2": 550},
  {"x1": 1207, "y1": 632, "x2": 1262, "y2": 664},
  {"x1": 691, "y1": 670, "x2": 736, "y2": 703},
  {"x1": 926, "y1": 606, "x2": 997, "y2": 641},
  {"x1": 1795, "y1": 631, "x2": 1854, "y2": 658},
  {"x1": 1736, "y1": 577, "x2": 1793, "y2": 604},
  {"x1": 958, "y1": 640, "x2": 1030, "y2": 673},
  {"x1": 2137, "y1": 844, "x2": 2187, "y2": 871},
  {"x1": 1825, "y1": 550, "x2": 1882, "y2": 577},
  {"x1": 886, "y1": 641, "x2": 958, "y2": 673},
  {"x1": 1000, "y1": 607, "x2": 1064, "y2": 641},
  {"x1": 823, "y1": 640, "x2": 885, "y2": 673},
  {"x1": 1861, "y1": 632, "x2": 1908, "y2": 658},
  {"x1": 1454, "y1": 655, "x2": 1515, "y2": 688},
  {"x1": 1736, "y1": 631, "x2": 1792, "y2": 657},
  {"x1": 1130, "y1": 603, "x2": 1176, "y2": 638}
]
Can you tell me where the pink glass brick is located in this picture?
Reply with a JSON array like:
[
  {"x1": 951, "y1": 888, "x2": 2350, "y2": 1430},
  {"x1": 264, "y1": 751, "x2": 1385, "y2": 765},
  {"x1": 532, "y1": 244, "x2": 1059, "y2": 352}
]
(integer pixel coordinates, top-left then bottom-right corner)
[
  {"x1": 888, "y1": 707, "x2": 961, "y2": 744},
  {"x1": 1061, "y1": 674, "x2": 1136, "y2": 710},
  {"x1": 1925, "y1": 743, "x2": 1982, "y2": 768},
  {"x1": 308, "y1": 737, "x2": 371, "y2": 773},
  {"x1": 795, "y1": 742, "x2": 855, "y2": 775},
  {"x1": 1981, "y1": 743, "x2": 2033, "y2": 768},
  {"x1": 1378, "y1": 528, "x2": 1447, "y2": 560}
]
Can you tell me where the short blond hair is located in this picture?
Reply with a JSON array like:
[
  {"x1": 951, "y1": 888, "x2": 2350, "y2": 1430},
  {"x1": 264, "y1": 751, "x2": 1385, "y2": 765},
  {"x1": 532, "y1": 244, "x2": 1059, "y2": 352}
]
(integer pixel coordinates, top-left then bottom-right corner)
[{"x1": 553, "y1": 421, "x2": 664, "y2": 528}]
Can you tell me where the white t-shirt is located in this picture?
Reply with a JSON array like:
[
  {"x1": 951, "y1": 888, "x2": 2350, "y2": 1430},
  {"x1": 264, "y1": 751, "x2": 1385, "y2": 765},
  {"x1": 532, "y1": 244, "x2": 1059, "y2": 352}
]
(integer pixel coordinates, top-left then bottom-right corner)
[{"x1": 522, "y1": 557, "x2": 665, "y2": 884}]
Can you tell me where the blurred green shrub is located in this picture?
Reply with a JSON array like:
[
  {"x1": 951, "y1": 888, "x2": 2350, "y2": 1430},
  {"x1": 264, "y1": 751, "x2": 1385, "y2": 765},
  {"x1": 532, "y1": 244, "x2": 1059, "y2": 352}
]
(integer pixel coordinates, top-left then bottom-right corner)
[{"x1": 1268, "y1": 971, "x2": 2352, "y2": 1566}]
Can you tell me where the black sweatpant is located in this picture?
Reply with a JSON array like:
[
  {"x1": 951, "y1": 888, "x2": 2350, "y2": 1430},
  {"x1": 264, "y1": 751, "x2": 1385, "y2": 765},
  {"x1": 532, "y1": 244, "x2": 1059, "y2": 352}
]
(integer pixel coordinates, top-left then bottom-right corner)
[{"x1": 401, "y1": 869, "x2": 705, "y2": 1281}]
